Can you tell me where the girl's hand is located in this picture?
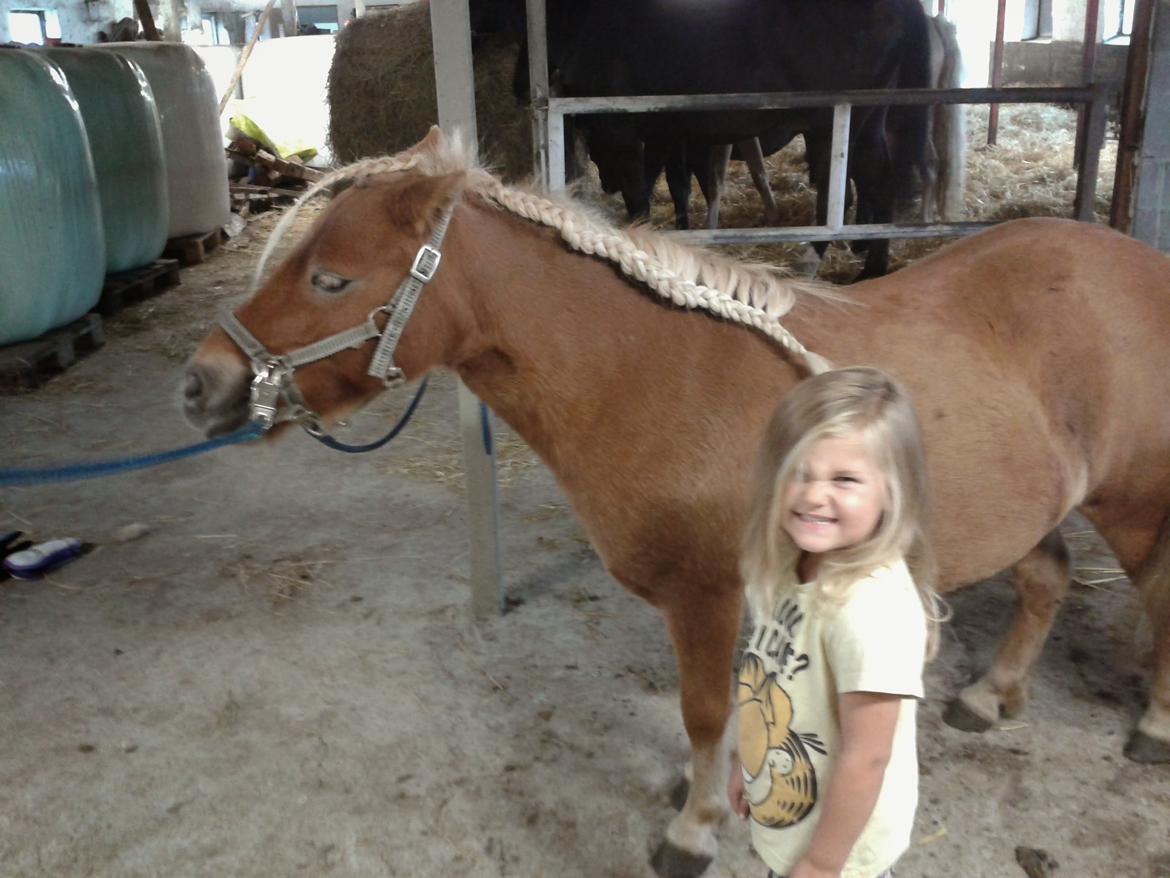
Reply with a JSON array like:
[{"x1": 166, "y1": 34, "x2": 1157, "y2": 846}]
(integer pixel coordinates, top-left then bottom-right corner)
[
  {"x1": 727, "y1": 764, "x2": 749, "y2": 819},
  {"x1": 788, "y1": 858, "x2": 840, "y2": 878}
]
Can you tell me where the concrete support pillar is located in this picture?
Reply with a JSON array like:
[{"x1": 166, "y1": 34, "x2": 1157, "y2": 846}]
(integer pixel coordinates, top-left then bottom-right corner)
[
  {"x1": 1132, "y1": 0, "x2": 1170, "y2": 250},
  {"x1": 162, "y1": 0, "x2": 183, "y2": 40},
  {"x1": 280, "y1": 0, "x2": 297, "y2": 35}
]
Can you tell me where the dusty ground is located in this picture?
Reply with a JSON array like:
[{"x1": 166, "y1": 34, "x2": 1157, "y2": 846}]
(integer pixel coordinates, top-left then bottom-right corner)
[{"x1": 2, "y1": 115, "x2": 1169, "y2": 878}]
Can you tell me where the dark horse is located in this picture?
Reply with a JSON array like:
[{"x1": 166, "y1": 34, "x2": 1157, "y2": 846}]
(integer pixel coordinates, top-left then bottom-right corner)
[{"x1": 476, "y1": 0, "x2": 933, "y2": 279}]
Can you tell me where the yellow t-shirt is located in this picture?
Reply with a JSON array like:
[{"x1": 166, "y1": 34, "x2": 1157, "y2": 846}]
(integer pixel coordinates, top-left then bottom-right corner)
[{"x1": 737, "y1": 559, "x2": 926, "y2": 878}]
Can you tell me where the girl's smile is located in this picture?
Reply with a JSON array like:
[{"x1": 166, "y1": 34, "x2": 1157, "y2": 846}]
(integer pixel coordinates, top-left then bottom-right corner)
[{"x1": 783, "y1": 434, "x2": 887, "y2": 562}]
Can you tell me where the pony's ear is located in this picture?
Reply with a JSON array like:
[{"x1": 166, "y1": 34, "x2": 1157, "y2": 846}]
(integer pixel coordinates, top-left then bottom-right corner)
[
  {"x1": 383, "y1": 171, "x2": 464, "y2": 237},
  {"x1": 398, "y1": 125, "x2": 447, "y2": 160},
  {"x1": 420, "y1": 125, "x2": 447, "y2": 152}
]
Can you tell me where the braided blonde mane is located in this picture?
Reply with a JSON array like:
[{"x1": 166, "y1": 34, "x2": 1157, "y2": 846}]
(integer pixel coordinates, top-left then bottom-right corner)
[{"x1": 256, "y1": 129, "x2": 832, "y2": 375}]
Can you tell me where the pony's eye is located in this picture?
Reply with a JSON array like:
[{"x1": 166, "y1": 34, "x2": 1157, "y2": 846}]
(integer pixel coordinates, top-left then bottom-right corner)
[{"x1": 311, "y1": 270, "x2": 352, "y2": 295}]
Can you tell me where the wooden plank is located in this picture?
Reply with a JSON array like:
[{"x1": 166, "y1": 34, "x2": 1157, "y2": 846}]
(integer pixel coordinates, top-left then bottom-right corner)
[
  {"x1": 431, "y1": 0, "x2": 505, "y2": 618},
  {"x1": 163, "y1": 228, "x2": 224, "y2": 266},
  {"x1": 133, "y1": 0, "x2": 160, "y2": 40},
  {"x1": 0, "y1": 314, "x2": 105, "y2": 394},
  {"x1": 97, "y1": 259, "x2": 181, "y2": 316},
  {"x1": 219, "y1": 0, "x2": 277, "y2": 116}
]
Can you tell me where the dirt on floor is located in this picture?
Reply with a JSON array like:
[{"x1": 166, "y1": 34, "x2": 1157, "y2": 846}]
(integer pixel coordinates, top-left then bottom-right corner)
[{"x1": 2, "y1": 141, "x2": 1169, "y2": 878}]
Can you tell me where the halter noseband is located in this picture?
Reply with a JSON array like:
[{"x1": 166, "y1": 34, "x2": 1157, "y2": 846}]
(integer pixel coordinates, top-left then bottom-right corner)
[{"x1": 218, "y1": 202, "x2": 456, "y2": 434}]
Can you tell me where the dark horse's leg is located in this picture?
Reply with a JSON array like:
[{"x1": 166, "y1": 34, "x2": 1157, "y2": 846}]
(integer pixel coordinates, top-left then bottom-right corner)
[
  {"x1": 700, "y1": 144, "x2": 732, "y2": 230},
  {"x1": 584, "y1": 120, "x2": 651, "y2": 220},
  {"x1": 849, "y1": 110, "x2": 895, "y2": 280},
  {"x1": 644, "y1": 139, "x2": 694, "y2": 230}
]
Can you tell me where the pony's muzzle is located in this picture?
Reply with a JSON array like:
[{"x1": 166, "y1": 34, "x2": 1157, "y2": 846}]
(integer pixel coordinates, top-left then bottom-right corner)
[{"x1": 182, "y1": 356, "x2": 251, "y2": 437}]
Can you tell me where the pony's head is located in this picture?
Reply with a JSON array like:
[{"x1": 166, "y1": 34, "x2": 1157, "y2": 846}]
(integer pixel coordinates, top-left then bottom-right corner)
[
  {"x1": 183, "y1": 127, "x2": 483, "y2": 437},
  {"x1": 184, "y1": 125, "x2": 829, "y2": 438}
]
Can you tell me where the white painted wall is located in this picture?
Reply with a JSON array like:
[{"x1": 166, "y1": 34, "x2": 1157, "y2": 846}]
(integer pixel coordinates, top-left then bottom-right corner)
[{"x1": 940, "y1": 0, "x2": 1103, "y2": 86}]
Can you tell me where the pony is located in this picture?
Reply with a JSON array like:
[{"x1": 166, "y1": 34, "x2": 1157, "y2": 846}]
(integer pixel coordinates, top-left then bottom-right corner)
[{"x1": 184, "y1": 129, "x2": 1170, "y2": 878}]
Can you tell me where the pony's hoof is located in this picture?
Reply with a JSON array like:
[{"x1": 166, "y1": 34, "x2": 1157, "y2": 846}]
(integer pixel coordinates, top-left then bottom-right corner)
[
  {"x1": 943, "y1": 697, "x2": 996, "y2": 733},
  {"x1": 650, "y1": 840, "x2": 712, "y2": 878},
  {"x1": 1124, "y1": 729, "x2": 1170, "y2": 763},
  {"x1": 669, "y1": 776, "x2": 690, "y2": 812}
]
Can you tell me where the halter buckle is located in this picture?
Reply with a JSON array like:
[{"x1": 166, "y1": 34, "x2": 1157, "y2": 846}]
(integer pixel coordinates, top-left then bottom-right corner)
[
  {"x1": 249, "y1": 361, "x2": 288, "y2": 429},
  {"x1": 410, "y1": 244, "x2": 442, "y2": 283}
]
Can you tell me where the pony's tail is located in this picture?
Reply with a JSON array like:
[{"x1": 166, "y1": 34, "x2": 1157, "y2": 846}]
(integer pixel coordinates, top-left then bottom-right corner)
[
  {"x1": 930, "y1": 14, "x2": 966, "y2": 221},
  {"x1": 887, "y1": 0, "x2": 932, "y2": 202}
]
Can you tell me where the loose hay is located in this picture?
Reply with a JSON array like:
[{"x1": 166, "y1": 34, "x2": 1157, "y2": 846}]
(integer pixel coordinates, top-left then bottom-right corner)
[{"x1": 327, "y1": 0, "x2": 531, "y2": 181}]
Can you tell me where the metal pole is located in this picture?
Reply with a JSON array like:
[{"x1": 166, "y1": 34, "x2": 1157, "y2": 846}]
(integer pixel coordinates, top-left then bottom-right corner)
[
  {"x1": 429, "y1": 0, "x2": 505, "y2": 617},
  {"x1": 825, "y1": 104, "x2": 851, "y2": 229},
  {"x1": 1074, "y1": 84, "x2": 1108, "y2": 220},
  {"x1": 548, "y1": 110, "x2": 567, "y2": 191},
  {"x1": 1075, "y1": 0, "x2": 1103, "y2": 166},
  {"x1": 526, "y1": 0, "x2": 551, "y2": 188},
  {"x1": 988, "y1": 0, "x2": 1007, "y2": 145},
  {"x1": 280, "y1": 0, "x2": 297, "y2": 35}
]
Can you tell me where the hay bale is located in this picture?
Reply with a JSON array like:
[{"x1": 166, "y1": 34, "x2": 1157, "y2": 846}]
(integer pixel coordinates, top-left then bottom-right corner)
[{"x1": 327, "y1": 0, "x2": 531, "y2": 181}]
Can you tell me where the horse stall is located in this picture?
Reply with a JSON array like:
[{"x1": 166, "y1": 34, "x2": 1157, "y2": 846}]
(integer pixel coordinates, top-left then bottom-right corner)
[{"x1": 4, "y1": 2, "x2": 1170, "y2": 878}]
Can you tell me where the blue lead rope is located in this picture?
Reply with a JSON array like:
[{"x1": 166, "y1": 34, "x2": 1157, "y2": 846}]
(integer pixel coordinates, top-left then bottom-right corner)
[
  {"x1": 0, "y1": 378, "x2": 433, "y2": 486},
  {"x1": 0, "y1": 423, "x2": 266, "y2": 487},
  {"x1": 304, "y1": 376, "x2": 429, "y2": 454}
]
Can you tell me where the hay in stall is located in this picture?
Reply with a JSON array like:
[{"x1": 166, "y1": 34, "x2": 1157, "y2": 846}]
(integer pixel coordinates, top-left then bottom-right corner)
[{"x1": 327, "y1": 0, "x2": 530, "y2": 181}]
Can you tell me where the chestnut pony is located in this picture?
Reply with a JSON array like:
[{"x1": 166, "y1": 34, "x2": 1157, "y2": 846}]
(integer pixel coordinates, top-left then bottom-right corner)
[{"x1": 185, "y1": 128, "x2": 1170, "y2": 878}]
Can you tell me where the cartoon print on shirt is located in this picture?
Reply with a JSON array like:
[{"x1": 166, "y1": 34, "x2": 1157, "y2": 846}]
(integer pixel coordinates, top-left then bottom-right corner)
[{"x1": 737, "y1": 599, "x2": 827, "y2": 828}]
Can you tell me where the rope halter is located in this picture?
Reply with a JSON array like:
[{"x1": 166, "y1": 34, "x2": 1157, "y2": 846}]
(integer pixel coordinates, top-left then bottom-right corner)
[{"x1": 218, "y1": 202, "x2": 457, "y2": 434}]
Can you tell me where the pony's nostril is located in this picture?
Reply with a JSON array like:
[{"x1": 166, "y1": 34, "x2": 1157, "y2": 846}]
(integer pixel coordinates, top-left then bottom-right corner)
[{"x1": 184, "y1": 370, "x2": 203, "y2": 402}]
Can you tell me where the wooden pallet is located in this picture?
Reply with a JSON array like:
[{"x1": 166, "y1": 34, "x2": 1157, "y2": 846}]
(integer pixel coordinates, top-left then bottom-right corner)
[
  {"x1": 97, "y1": 258, "x2": 181, "y2": 316},
  {"x1": 163, "y1": 227, "x2": 225, "y2": 266},
  {"x1": 0, "y1": 313, "x2": 106, "y2": 393}
]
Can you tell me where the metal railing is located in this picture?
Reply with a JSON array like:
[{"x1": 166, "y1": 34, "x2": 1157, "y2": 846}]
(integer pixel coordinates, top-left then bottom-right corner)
[{"x1": 524, "y1": 1, "x2": 1110, "y2": 246}]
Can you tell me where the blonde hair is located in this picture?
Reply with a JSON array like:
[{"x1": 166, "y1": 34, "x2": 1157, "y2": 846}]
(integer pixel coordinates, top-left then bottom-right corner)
[{"x1": 741, "y1": 367, "x2": 944, "y2": 656}]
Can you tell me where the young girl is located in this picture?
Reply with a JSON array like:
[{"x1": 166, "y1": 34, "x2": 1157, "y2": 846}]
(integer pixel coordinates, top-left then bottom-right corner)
[{"x1": 729, "y1": 366, "x2": 941, "y2": 878}]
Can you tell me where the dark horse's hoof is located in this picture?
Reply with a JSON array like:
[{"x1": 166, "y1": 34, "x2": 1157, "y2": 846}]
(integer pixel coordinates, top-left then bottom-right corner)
[
  {"x1": 669, "y1": 776, "x2": 689, "y2": 812},
  {"x1": 943, "y1": 698, "x2": 996, "y2": 733},
  {"x1": 1124, "y1": 729, "x2": 1170, "y2": 763},
  {"x1": 650, "y1": 841, "x2": 712, "y2": 878}
]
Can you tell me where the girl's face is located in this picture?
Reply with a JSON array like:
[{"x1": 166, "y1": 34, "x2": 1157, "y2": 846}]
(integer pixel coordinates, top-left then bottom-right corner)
[{"x1": 782, "y1": 433, "x2": 887, "y2": 565}]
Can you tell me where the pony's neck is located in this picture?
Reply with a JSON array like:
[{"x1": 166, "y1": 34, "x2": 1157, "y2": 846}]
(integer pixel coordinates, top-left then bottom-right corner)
[{"x1": 445, "y1": 201, "x2": 681, "y2": 467}]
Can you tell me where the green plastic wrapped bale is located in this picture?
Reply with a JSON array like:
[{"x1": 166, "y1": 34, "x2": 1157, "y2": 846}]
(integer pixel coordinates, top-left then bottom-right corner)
[
  {"x1": 46, "y1": 48, "x2": 169, "y2": 274},
  {"x1": 0, "y1": 51, "x2": 105, "y2": 348}
]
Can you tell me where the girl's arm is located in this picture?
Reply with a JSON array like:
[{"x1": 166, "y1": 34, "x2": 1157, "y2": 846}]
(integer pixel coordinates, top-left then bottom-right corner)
[
  {"x1": 728, "y1": 758, "x2": 749, "y2": 818},
  {"x1": 789, "y1": 691, "x2": 901, "y2": 878}
]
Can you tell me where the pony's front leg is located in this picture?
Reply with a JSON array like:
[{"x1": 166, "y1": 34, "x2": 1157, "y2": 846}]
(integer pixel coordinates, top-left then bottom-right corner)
[
  {"x1": 650, "y1": 588, "x2": 742, "y2": 878},
  {"x1": 945, "y1": 529, "x2": 1071, "y2": 731}
]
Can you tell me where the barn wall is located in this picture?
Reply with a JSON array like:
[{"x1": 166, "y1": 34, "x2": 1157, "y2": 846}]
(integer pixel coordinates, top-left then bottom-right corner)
[{"x1": 945, "y1": 0, "x2": 1109, "y2": 86}]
